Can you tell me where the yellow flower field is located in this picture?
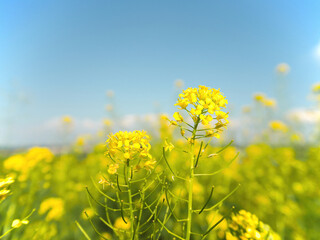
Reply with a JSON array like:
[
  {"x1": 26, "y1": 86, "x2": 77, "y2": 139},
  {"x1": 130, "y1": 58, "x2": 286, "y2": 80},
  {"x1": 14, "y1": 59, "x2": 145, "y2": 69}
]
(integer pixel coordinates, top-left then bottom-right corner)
[{"x1": 1, "y1": 84, "x2": 320, "y2": 240}]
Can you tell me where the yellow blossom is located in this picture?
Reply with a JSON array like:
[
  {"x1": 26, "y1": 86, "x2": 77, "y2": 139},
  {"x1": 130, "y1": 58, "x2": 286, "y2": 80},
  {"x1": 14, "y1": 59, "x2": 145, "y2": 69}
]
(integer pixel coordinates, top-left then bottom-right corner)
[
  {"x1": 103, "y1": 119, "x2": 113, "y2": 127},
  {"x1": 0, "y1": 189, "x2": 11, "y2": 200},
  {"x1": 180, "y1": 129, "x2": 185, "y2": 136},
  {"x1": 81, "y1": 208, "x2": 95, "y2": 219},
  {"x1": 105, "y1": 130, "x2": 153, "y2": 168},
  {"x1": 270, "y1": 120, "x2": 288, "y2": 132},
  {"x1": 62, "y1": 115, "x2": 72, "y2": 124},
  {"x1": 11, "y1": 219, "x2": 29, "y2": 228},
  {"x1": 263, "y1": 98, "x2": 277, "y2": 108},
  {"x1": 26, "y1": 147, "x2": 54, "y2": 165},
  {"x1": 3, "y1": 148, "x2": 53, "y2": 178},
  {"x1": 312, "y1": 82, "x2": 320, "y2": 94},
  {"x1": 98, "y1": 177, "x2": 110, "y2": 189},
  {"x1": 169, "y1": 120, "x2": 178, "y2": 126},
  {"x1": 215, "y1": 111, "x2": 229, "y2": 122},
  {"x1": 173, "y1": 112, "x2": 184, "y2": 122},
  {"x1": 100, "y1": 232, "x2": 112, "y2": 240},
  {"x1": 276, "y1": 62, "x2": 290, "y2": 74},
  {"x1": 174, "y1": 86, "x2": 229, "y2": 134},
  {"x1": 200, "y1": 114, "x2": 213, "y2": 126},
  {"x1": 144, "y1": 160, "x2": 156, "y2": 171},
  {"x1": 0, "y1": 176, "x2": 14, "y2": 202},
  {"x1": 76, "y1": 137, "x2": 85, "y2": 146},
  {"x1": 164, "y1": 140, "x2": 174, "y2": 152},
  {"x1": 114, "y1": 217, "x2": 131, "y2": 230},
  {"x1": 205, "y1": 130, "x2": 220, "y2": 139},
  {"x1": 291, "y1": 133, "x2": 302, "y2": 143},
  {"x1": 39, "y1": 198, "x2": 65, "y2": 221},
  {"x1": 0, "y1": 177, "x2": 14, "y2": 188},
  {"x1": 108, "y1": 163, "x2": 119, "y2": 174},
  {"x1": 3, "y1": 154, "x2": 25, "y2": 172},
  {"x1": 226, "y1": 210, "x2": 280, "y2": 240},
  {"x1": 253, "y1": 93, "x2": 265, "y2": 102},
  {"x1": 187, "y1": 137, "x2": 195, "y2": 144}
]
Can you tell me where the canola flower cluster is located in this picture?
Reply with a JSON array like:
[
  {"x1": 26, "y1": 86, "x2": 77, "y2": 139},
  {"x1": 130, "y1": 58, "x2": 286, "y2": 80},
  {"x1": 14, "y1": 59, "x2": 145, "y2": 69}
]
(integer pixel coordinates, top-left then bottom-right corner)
[
  {"x1": 269, "y1": 121, "x2": 288, "y2": 133},
  {"x1": 0, "y1": 176, "x2": 14, "y2": 201},
  {"x1": 3, "y1": 147, "x2": 54, "y2": 181},
  {"x1": 3, "y1": 82, "x2": 317, "y2": 239},
  {"x1": 172, "y1": 85, "x2": 229, "y2": 139},
  {"x1": 39, "y1": 197, "x2": 65, "y2": 221},
  {"x1": 4, "y1": 147, "x2": 53, "y2": 171},
  {"x1": 312, "y1": 83, "x2": 320, "y2": 94},
  {"x1": 276, "y1": 63, "x2": 290, "y2": 75},
  {"x1": 226, "y1": 210, "x2": 280, "y2": 240},
  {"x1": 253, "y1": 93, "x2": 276, "y2": 108},
  {"x1": 62, "y1": 115, "x2": 73, "y2": 124},
  {"x1": 312, "y1": 82, "x2": 320, "y2": 102},
  {"x1": 105, "y1": 130, "x2": 154, "y2": 174}
]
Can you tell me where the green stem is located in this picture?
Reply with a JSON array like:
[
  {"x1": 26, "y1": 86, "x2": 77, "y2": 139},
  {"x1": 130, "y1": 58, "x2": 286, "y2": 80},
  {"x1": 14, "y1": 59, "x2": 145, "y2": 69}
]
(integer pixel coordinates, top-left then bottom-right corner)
[
  {"x1": 126, "y1": 161, "x2": 136, "y2": 240},
  {"x1": 186, "y1": 117, "x2": 200, "y2": 240},
  {"x1": 0, "y1": 228, "x2": 14, "y2": 239}
]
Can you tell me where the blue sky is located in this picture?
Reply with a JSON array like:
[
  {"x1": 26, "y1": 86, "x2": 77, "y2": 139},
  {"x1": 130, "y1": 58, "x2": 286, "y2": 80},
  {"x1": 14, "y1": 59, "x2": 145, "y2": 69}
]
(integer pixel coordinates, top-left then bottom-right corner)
[{"x1": 1, "y1": 0, "x2": 320, "y2": 146}]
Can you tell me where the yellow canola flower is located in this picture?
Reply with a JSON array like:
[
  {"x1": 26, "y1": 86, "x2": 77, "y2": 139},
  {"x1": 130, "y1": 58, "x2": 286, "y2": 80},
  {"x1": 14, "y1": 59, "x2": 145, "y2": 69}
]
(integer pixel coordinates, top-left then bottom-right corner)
[
  {"x1": 114, "y1": 217, "x2": 131, "y2": 230},
  {"x1": 3, "y1": 147, "x2": 53, "y2": 176},
  {"x1": 144, "y1": 160, "x2": 156, "y2": 171},
  {"x1": 161, "y1": 114, "x2": 178, "y2": 126},
  {"x1": 227, "y1": 210, "x2": 281, "y2": 240},
  {"x1": 76, "y1": 137, "x2": 85, "y2": 146},
  {"x1": 253, "y1": 93, "x2": 265, "y2": 102},
  {"x1": 215, "y1": 111, "x2": 229, "y2": 122},
  {"x1": 0, "y1": 189, "x2": 11, "y2": 200},
  {"x1": 254, "y1": 93, "x2": 277, "y2": 108},
  {"x1": 62, "y1": 115, "x2": 72, "y2": 124},
  {"x1": 174, "y1": 85, "x2": 228, "y2": 129},
  {"x1": 81, "y1": 208, "x2": 95, "y2": 219},
  {"x1": 26, "y1": 147, "x2": 54, "y2": 165},
  {"x1": 291, "y1": 133, "x2": 302, "y2": 143},
  {"x1": 173, "y1": 112, "x2": 184, "y2": 122},
  {"x1": 0, "y1": 176, "x2": 14, "y2": 200},
  {"x1": 276, "y1": 62, "x2": 290, "y2": 75},
  {"x1": 205, "y1": 130, "x2": 220, "y2": 138},
  {"x1": 270, "y1": 120, "x2": 288, "y2": 132},
  {"x1": 0, "y1": 177, "x2": 14, "y2": 188},
  {"x1": 39, "y1": 198, "x2": 65, "y2": 221},
  {"x1": 164, "y1": 140, "x2": 174, "y2": 152},
  {"x1": 199, "y1": 114, "x2": 213, "y2": 126},
  {"x1": 11, "y1": 219, "x2": 29, "y2": 228},
  {"x1": 108, "y1": 163, "x2": 119, "y2": 175},
  {"x1": 105, "y1": 130, "x2": 153, "y2": 164},
  {"x1": 98, "y1": 177, "x2": 110, "y2": 188},
  {"x1": 3, "y1": 154, "x2": 25, "y2": 172},
  {"x1": 103, "y1": 118, "x2": 113, "y2": 127},
  {"x1": 100, "y1": 232, "x2": 112, "y2": 240},
  {"x1": 263, "y1": 98, "x2": 277, "y2": 108},
  {"x1": 312, "y1": 82, "x2": 320, "y2": 94}
]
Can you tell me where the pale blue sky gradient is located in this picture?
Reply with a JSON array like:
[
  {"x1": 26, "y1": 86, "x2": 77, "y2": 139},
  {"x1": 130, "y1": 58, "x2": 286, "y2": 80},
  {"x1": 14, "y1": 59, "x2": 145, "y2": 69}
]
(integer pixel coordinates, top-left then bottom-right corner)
[{"x1": 1, "y1": 0, "x2": 320, "y2": 146}]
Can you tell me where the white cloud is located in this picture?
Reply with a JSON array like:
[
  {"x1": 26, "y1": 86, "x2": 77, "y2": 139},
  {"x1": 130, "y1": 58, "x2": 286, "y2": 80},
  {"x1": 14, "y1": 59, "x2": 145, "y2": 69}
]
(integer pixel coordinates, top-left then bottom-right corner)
[
  {"x1": 314, "y1": 41, "x2": 320, "y2": 60},
  {"x1": 120, "y1": 114, "x2": 139, "y2": 128},
  {"x1": 287, "y1": 108, "x2": 320, "y2": 123},
  {"x1": 0, "y1": 113, "x2": 163, "y2": 147}
]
